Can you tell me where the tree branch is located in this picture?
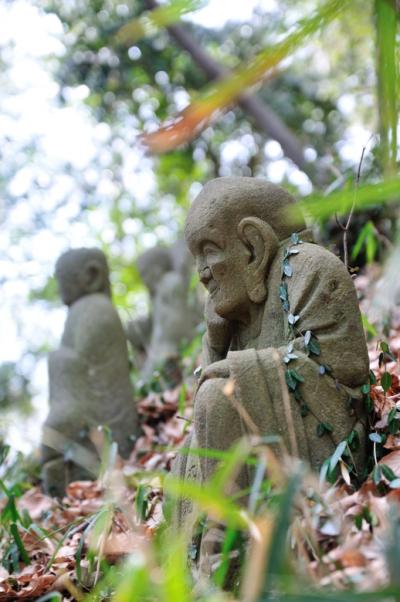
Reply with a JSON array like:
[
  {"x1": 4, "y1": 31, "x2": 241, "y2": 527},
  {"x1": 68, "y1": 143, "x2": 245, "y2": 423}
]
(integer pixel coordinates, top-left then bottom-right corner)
[{"x1": 144, "y1": 0, "x2": 307, "y2": 171}]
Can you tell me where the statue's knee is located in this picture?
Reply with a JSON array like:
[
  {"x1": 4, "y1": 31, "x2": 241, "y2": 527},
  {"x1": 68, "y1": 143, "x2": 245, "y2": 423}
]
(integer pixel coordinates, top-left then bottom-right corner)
[{"x1": 194, "y1": 378, "x2": 230, "y2": 425}]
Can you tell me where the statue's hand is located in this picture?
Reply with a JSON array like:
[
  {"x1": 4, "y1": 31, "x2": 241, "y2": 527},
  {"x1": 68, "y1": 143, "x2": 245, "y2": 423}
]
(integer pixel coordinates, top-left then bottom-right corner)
[
  {"x1": 204, "y1": 294, "x2": 233, "y2": 354},
  {"x1": 199, "y1": 359, "x2": 230, "y2": 385}
]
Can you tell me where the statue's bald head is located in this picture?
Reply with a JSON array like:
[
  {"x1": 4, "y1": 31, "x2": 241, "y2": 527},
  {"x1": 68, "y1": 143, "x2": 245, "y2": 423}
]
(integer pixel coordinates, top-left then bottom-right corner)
[
  {"x1": 55, "y1": 248, "x2": 111, "y2": 306},
  {"x1": 185, "y1": 177, "x2": 304, "y2": 248}
]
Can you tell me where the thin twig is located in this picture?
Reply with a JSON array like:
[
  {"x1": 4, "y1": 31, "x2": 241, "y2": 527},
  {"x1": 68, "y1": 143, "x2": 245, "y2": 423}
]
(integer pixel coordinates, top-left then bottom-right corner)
[
  {"x1": 335, "y1": 135, "x2": 375, "y2": 269},
  {"x1": 271, "y1": 349, "x2": 299, "y2": 457}
]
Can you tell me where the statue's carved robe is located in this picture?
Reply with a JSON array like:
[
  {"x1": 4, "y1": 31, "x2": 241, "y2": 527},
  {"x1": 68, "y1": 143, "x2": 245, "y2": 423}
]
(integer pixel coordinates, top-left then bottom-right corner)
[{"x1": 173, "y1": 234, "x2": 369, "y2": 526}]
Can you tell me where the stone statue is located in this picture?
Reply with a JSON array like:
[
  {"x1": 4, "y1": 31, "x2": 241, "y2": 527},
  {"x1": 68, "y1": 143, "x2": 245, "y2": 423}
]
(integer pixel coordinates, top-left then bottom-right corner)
[
  {"x1": 172, "y1": 177, "x2": 369, "y2": 537},
  {"x1": 41, "y1": 248, "x2": 140, "y2": 496},
  {"x1": 127, "y1": 240, "x2": 202, "y2": 381}
]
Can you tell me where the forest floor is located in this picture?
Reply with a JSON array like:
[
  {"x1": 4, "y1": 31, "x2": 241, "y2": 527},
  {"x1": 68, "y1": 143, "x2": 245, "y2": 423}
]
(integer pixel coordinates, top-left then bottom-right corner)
[{"x1": 1, "y1": 267, "x2": 400, "y2": 601}]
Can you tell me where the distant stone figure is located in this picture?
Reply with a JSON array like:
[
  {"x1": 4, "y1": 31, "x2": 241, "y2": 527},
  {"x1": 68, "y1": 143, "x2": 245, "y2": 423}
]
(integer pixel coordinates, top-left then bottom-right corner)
[
  {"x1": 127, "y1": 240, "x2": 202, "y2": 381},
  {"x1": 173, "y1": 177, "x2": 369, "y2": 535},
  {"x1": 41, "y1": 248, "x2": 140, "y2": 496}
]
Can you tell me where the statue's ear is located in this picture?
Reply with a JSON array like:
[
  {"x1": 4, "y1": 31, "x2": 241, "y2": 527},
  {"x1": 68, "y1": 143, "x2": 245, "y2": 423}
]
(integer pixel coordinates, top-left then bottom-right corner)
[
  {"x1": 237, "y1": 217, "x2": 279, "y2": 303},
  {"x1": 82, "y1": 260, "x2": 105, "y2": 294}
]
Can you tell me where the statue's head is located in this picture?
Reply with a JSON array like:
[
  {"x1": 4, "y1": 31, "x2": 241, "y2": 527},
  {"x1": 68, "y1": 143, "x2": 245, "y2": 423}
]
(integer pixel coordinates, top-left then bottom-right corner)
[
  {"x1": 185, "y1": 177, "x2": 305, "y2": 321},
  {"x1": 137, "y1": 246, "x2": 173, "y2": 295},
  {"x1": 55, "y1": 248, "x2": 111, "y2": 306}
]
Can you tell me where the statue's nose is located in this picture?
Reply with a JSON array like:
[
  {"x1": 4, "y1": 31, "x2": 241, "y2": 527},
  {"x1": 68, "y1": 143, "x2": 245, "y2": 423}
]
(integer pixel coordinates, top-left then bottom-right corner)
[{"x1": 199, "y1": 267, "x2": 212, "y2": 285}]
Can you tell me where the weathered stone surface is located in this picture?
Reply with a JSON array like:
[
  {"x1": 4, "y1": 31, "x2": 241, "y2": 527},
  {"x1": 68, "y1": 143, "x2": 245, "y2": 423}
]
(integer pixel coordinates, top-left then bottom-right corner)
[
  {"x1": 173, "y1": 177, "x2": 369, "y2": 533},
  {"x1": 127, "y1": 240, "x2": 202, "y2": 381},
  {"x1": 41, "y1": 248, "x2": 140, "y2": 497}
]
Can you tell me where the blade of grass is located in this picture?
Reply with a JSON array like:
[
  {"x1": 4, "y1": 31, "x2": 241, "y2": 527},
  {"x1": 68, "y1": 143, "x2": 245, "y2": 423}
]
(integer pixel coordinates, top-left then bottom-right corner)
[
  {"x1": 291, "y1": 176, "x2": 400, "y2": 223},
  {"x1": 261, "y1": 468, "x2": 304, "y2": 597},
  {"x1": 162, "y1": 533, "x2": 192, "y2": 602},
  {"x1": 163, "y1": 473, "x2": 248, "y2": 528},
  {"x1": 116, "y1": 0, "x2": 207, "y2": 45},
  {"x1": 375, "y1": 0, "x2": 398, "y2": 175},
  {"x1": 9, "y1": 522, "x2": 30, "y2": 565}
]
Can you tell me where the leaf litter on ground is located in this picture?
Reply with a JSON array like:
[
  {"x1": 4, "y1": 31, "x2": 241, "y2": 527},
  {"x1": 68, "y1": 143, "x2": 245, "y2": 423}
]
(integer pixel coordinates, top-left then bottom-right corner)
[{"x1": 2, "y1": 268, "x2": 400, "y2": 599}]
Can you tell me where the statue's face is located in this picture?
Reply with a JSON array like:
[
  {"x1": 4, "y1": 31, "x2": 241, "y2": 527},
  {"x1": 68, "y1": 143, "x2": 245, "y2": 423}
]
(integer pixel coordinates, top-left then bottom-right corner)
[
  {"x1": 188, "y1": 219, "x2": 251, "y2": 322},
  {"x1": 55, "y1": 266, "x2": 85, "y2": 306}
]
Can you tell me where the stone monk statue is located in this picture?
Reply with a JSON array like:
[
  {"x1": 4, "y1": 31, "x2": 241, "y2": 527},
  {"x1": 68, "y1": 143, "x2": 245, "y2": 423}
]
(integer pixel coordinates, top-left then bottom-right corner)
[
  {"x1": 127, "y1": 241, "x2": 202, "y2": 381},
  {"x1": 173, "y1": 177, "x2": 369, "y2": 530},
  {"x1": 41, "y1": 248, "x2": 140, "y2": 496}
]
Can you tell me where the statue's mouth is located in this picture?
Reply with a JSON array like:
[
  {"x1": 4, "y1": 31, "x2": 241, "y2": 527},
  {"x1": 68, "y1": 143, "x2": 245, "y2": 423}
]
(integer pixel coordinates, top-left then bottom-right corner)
[{"x1": 207, "y1": 281, "x2": 218, "y2": 296}]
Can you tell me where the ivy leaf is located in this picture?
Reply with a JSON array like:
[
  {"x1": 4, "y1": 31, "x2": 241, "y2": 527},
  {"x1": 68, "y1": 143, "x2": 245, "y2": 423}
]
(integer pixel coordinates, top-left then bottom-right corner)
[
  {"x1": 317, "y1": 422, "x2": 334, "y2": 437},
  {"x1": 283, "y1": 352, "x2": 299, "y2": 364},
  {"x1": 285, "y1": 369, "x2": 304, "y2": 391},
  {"x1": 308, "y1": 337, "x2": 321, "y2": 356},
  {"x1": 288, "y1": 248, "x2": 300, "y2": 256},
  {"x1": 279, "y1": 283, "x2": 289, "y2": 311},
  {"x1": 329, "y1": 440, "x2": 347, "y2": 472},
  {"x1": 381, "y1": 464, "x2": 396, "y2": 481},
  {"x1": 319, "y1": 365, "x2": 326, "y2": 375},
  {"x1": 300, "y1": 402, "x2": 309, "y2": 417},
  {"x1": 304, "y1": 330, "x2": 312, "y2": 346},
  {"x1": 381, "y1": 371, "x2": 392, "y2": 392},
  {"x1": 283, "y1": 260, "x2": 293, "y2": 277},
  {"x1": 369, "y1": 369, "x2": 377, "y2": 385},
  {"x1": 389, "y1": 478, "x2": 400, "y2": 489},
  {"x1": 369, "y1": 432, "x2": 382, "y2": 443},
  {"x1": 288, "y1": 313, "x2": 300, "y2": 325},
  {"x1": 347, "y1": 429, "x2": 360, "y2": 451},
  {"x1": 372, "y1": 464, "x2": 382, "y2": 485},
  {"x1": 361, "y1": 383, "x2": 370, "y2": 394},
  {"x1": 291, "y1": 232, "x2": 301, "y2": 245},
  {"x1": 380, "y1": 341, "x2": 390, "y2": 353}
]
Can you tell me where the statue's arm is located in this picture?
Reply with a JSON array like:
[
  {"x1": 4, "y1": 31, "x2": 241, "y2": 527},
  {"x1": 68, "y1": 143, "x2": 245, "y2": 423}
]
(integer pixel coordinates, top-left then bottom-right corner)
[
  {"x1": 126, "y1": 315, "x2": 152, "y2": 350},
  {"x1": 201, "y1": 294, "x2": 233, "y2": 368}
]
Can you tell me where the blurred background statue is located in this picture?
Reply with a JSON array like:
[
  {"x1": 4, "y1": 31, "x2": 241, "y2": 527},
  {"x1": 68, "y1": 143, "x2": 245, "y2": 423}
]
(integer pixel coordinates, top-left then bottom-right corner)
[
  {"x1": 41, "y1": 248, "x2": 140, "y2": 497},
  {"x1": 127, "y1": 240, "x2": 203, "y2": 382}
]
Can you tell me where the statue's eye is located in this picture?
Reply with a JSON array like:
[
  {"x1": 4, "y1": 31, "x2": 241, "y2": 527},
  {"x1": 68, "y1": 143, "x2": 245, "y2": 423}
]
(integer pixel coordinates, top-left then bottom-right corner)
[{"x1": 202, "y1": 242, "x2": 220, "y2": 256}]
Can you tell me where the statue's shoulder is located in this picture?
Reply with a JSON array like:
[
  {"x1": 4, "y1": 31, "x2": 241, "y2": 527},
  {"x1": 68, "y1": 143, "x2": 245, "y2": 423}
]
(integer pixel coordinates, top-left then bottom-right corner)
[
  {"x1": 70, "y1": 293, "x2": 120, "y2": 326},
  {"x1": 296, "y1": 242, "x2": 351, "y2": 280}
]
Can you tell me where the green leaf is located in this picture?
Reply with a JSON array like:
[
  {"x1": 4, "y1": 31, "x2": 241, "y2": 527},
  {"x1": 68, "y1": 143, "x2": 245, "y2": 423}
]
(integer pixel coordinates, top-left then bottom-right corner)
[
  {"x1": 292, "y1": 177, "x2": 400, "y2": 222},
  {"x1": 381, "y1": 464, "x2": 397, "y2": 482},
  {"x1": 372, "y1": 464, "x2": 382, "y2": 485},
  {"x1": 317, "y1": 422, "x2": 334, "y2": 437},
  {"x1": 283, "y1": 260, "x2": 293, "y2": 277},
  {"x1": 261, "y1": 469, "x2": 304, "y2": 594},
  {"x1": 10, "y1": 523, "x2": 30, "y2": 565},
  {"x1": 329, "y1": 440, "x2": 347, "y2": 472},
  {"x1": 116, "y1": 0, "x2": 207, "y2": 45},
  {"x1": 369, "y1": 369, "x2": 377, "y2": 385},
  {"x1": 362, "y1": 314, "x2": 378, "y2": 338},
  {"x1": 375, "y1": 0, "x2": 398, "y2": 174},
  {"x1": 308, "y1": 338, "x2": 321, "y2": 356},
  {"x1": 381, "y1": 371, "x2": 392, "y2": 392}
]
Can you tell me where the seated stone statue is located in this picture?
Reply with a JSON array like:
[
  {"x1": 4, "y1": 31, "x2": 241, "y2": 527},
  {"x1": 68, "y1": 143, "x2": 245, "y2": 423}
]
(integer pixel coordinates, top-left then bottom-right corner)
[
  {"x1": 41, "y1": 248, "x2": 140, "y2": 496},
  {"x1": 127, "y1": 241, "x2": 202, "y2": 381},
  {"x1": 173, "y1": 176, "x2": 369, "y2": 529}
]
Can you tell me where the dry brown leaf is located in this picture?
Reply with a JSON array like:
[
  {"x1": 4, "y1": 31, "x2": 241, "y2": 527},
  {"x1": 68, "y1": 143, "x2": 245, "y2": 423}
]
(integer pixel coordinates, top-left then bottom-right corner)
[{"x1": 17, "y1": 487, "x2": 55, "y2": 520}]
